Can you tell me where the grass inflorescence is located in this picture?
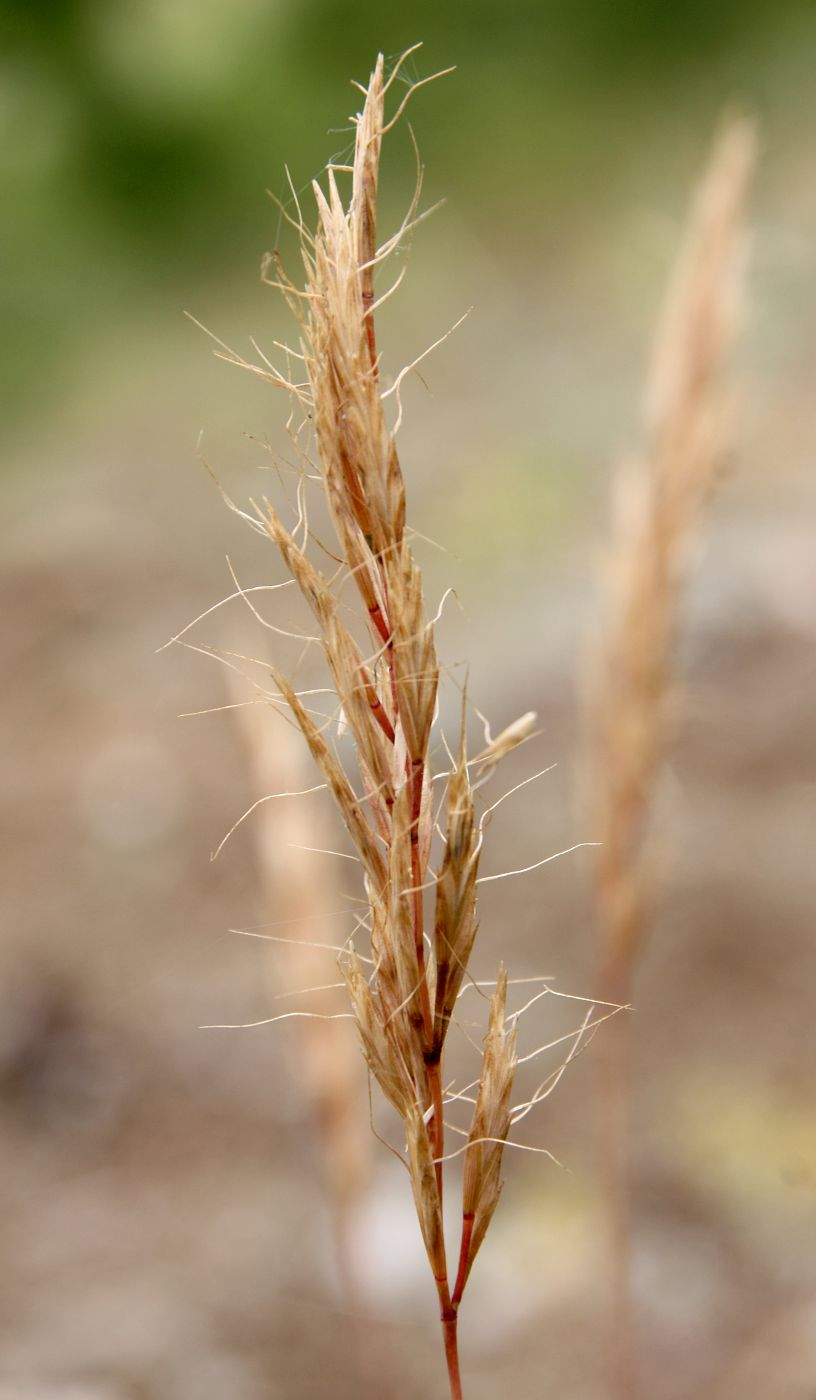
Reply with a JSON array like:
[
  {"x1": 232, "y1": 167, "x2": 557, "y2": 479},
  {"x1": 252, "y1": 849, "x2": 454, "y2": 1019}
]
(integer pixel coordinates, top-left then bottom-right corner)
[{"x1": 191, "y1": 49, "x2": 584, "y2": 1397}]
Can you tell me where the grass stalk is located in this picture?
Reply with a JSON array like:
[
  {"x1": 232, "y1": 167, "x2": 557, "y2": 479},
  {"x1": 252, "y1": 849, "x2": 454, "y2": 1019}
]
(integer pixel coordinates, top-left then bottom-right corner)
[{"x1": 588, "y1": 117, "x2": 755, "y2": 1400}]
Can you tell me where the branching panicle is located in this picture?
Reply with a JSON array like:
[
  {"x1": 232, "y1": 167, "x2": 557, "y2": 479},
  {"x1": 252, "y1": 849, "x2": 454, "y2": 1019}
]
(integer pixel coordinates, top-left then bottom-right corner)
[{"x1": 206, "y1": 52, "x2": 571, "y2": 1400}]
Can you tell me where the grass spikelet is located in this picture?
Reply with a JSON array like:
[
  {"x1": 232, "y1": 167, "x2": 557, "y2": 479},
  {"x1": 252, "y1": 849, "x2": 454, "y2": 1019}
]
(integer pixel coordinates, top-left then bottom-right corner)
[
  {"x1": 453, "y1": 965, "x2": 517, "y2": 1303},
  {"x1": 432, "y1": 715, "x2": 481, "y2": 1059}
]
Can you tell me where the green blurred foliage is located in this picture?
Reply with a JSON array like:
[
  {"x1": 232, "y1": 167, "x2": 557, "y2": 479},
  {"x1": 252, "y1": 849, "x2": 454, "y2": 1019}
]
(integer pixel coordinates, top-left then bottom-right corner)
[{"x1": 2, "y1": 0, "x2": 815, "y2": 439}]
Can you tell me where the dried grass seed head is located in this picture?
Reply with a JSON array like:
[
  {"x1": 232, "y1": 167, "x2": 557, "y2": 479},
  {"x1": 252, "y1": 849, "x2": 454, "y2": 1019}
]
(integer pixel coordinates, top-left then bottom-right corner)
[
  {"x1": 432, "y1": 722, "x2": 481, "y2": 1056},
  {"x1": 460, "y1": 966, "x2": 518, "y2": 1287}
]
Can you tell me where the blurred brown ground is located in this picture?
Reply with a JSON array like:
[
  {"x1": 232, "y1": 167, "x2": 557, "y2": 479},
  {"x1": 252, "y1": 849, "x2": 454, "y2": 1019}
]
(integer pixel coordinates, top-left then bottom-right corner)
[{"x1": 2, "y1": 12, "x2": 816, "y2": 1397}]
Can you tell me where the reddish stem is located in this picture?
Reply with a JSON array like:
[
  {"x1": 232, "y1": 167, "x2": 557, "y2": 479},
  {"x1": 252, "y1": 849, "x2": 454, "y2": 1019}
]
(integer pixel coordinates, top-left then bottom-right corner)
[
  {"x1": 433, "y1": 1272, "x2": 463, "y2": 1400},
  {"x1": 452, "y1": 1212, "x2": 474, "y2": 1308},
  {"x1": 407, "y1": 757, "x2": 433, "y2": 1036},
  {"x1": 362, "y1": 287, "x2": 378, "y2": 381},
  {"x1": 368, "y1": 599, "x2": 392, "y2": 648},
  {"x1": 359, "y1": 665, "x2": 395, "y2": 742},
  {"x1": 441, "y1": 1307, "x2": 463, "y2": 1400},
  {"x1": 427, "y1": 1056, "x2": 445, "y2": 1203},
  {"x1": 357, "y1": 267, "x2": 455, "y2": 1383}
]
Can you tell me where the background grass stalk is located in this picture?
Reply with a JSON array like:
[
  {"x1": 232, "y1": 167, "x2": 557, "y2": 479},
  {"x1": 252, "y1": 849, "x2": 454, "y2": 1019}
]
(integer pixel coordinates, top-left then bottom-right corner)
[
  {"x1": 228, "y1": 677, "x2": 397, "y2": 1398},
  {"x1": 588, "y1": 117, "x2": 755, "y2": 1400}
]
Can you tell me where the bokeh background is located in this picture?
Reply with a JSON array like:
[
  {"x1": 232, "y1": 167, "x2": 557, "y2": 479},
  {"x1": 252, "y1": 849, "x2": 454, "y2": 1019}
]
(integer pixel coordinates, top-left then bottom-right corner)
[{"x1": 2, "y1": 3, "x2": 816, "y2": 1397}]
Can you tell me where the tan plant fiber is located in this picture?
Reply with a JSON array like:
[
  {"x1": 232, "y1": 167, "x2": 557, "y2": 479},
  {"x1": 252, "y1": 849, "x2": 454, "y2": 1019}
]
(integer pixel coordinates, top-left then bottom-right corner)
[
  {"x1": 227, "y1": 679, "x2": 391, "y2": 1395},
  {"x1": 202, "y1": 50, "x2": 550, "y2": 1398},
  {"x1": 588, "y1": 117, "x2": 755, "y2": 1400}
]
